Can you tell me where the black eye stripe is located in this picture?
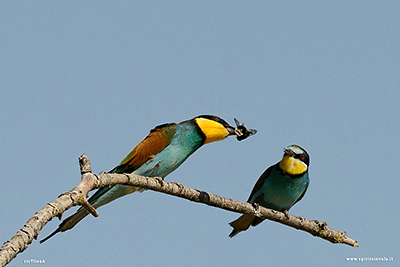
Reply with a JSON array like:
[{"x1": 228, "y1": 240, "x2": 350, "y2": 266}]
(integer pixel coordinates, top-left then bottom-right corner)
[{"x1": 285, "y1": 145, "x2": 310, "y2": 166}]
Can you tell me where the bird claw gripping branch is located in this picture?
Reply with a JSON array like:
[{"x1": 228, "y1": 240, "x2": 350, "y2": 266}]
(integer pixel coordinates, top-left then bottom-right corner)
[{"x1": 233, "y1": 118, "x2": 257, "y2": 141}]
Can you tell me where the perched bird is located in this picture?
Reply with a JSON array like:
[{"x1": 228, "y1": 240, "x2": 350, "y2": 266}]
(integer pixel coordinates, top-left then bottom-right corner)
[
  {"x1": 40, "y1": 115, "x2": 256, "y2": 243},
  {"x1": 229, "y1": 144, "x2": 309, "y2": 237}
]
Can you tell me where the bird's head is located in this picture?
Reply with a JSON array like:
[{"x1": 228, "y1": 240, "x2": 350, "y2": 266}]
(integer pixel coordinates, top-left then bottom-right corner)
[
  {"x1": 193, "y1": 115, "x2": 257, "y2": 144},
  {"x1": 278, "y1": 145, "x2": 310, "y2": 175}
]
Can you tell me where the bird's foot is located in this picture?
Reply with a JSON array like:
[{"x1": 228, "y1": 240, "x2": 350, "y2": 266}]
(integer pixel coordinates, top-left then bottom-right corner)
[
  {"x1": 171, "y1": 182, "x2": 184, "y2": 191},
  {"x1": 282, "y1": 210, "x2": 290, "y2": 220},
  {"x1": 154, "y1": 177, "x2": 165, "y2": 186},
  {"x1": 251, "y1": 202, "x2": 260, "y2": 211}
]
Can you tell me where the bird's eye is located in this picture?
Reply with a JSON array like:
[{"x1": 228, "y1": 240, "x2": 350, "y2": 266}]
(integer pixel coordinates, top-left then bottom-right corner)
[{"x1": 299, "y1": 154, "x2": 305, "y2": 160}]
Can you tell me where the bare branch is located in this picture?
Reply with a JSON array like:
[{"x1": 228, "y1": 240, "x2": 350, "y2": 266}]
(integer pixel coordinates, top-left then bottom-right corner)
[
  {"x1": 0, "y1": 154, "x2": 98, "y2": 266},
  {"x1": 107, "y1": 173, "x2": 359, "y2": 248},
  {"x1": 0, "y1": 154, "x2": 358, "y2": 266}
]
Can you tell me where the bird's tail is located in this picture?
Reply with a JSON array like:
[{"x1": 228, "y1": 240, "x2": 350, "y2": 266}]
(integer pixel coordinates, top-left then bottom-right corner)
[
  {"x1": 40, "y1": 209, "x2": 89, "y2": 243},
  {"x1": 228, "y1": 214, "x2": 257, "y2": 238},
  {"x1": 40, "y1": 185, "x2": 145, "y2": 243}
]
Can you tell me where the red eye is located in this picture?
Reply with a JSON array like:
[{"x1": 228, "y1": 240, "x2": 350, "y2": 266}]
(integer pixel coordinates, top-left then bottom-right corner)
[{"x1": 300, "y1": 154, "x2": 305, "y2": 160}]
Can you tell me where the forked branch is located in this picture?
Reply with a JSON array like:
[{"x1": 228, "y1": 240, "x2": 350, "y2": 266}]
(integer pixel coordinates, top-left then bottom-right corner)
[{"x1": 0, "y1": 154, "x2": 358, "y2": 266}]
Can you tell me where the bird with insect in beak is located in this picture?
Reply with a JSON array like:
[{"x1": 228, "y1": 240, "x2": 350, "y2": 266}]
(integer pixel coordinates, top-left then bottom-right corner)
[
  {"x1": 229, "y1": 145, "x2": 309, "y2": 237},
  {"x1": 40, "y1": 115, "x2": 256, "y2": 243}
]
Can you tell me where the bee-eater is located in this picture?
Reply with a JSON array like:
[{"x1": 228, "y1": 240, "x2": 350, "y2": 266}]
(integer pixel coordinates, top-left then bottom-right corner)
[
  {"x1": 229, "y1": 145, "x2": 309, "y2": 237},
  {"x1": 40, "y1": 115, "x2": 256, "y2": 243}
]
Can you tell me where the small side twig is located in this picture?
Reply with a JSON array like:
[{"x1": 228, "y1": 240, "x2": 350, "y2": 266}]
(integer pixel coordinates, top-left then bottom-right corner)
[{"x1": 0, "y1": 154, "x2": 100, "y2": 266}]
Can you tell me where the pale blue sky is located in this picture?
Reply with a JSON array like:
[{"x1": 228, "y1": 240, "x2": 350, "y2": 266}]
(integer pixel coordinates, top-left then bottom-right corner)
[{"x1": 1, "y1": 1, "x2": 399, "y2": 266}]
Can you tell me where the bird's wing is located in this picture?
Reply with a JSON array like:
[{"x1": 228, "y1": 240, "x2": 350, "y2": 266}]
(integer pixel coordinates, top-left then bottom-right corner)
[
  {"x1": 83, "y1": 123, "x2": 177, "y2": 213},
  {"x1": 110, "y1": 123, "x2": 177, "y2": 174},
  {"x1": 247, "y1": 165, "x2": 274, "y2": 202},
  {"x1": 293, "y1": 176, "x2": 309, "y2": 206}
]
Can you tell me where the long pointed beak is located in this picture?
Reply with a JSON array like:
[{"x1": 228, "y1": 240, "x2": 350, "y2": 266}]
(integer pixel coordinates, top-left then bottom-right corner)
[
  {"x1": 227, "y1": 125, "x2": 236, "y2": 136},
  {"x1": 284, "y1": 147, "x2": 295, "y2": 157}
]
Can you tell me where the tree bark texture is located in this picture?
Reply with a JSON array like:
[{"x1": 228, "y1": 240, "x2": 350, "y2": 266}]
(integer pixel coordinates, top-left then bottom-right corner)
[{"x1": 0, "y1": 154, "x2": 358, "y2": 266}]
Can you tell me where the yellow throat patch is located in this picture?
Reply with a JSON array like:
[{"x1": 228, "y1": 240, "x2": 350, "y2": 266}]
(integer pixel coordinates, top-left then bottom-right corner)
[
  {"x1": 195, "y1": 118, "x2": 230, "y2": 144},
  {"x1": 279, "y1": 156, "x2": 308, "y2": 175}
]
